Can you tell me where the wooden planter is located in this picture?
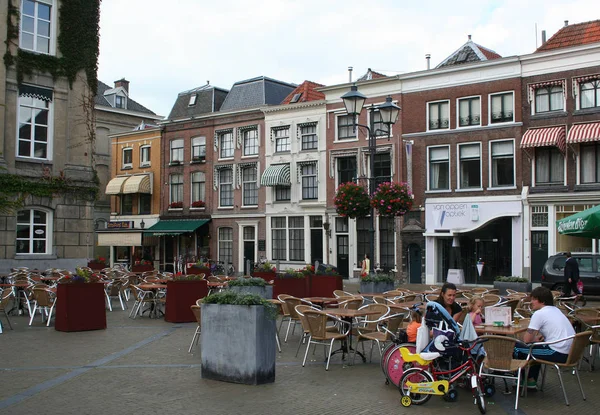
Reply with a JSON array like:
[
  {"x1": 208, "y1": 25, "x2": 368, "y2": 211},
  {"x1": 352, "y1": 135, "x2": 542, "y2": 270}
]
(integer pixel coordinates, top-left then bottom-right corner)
[
  {"x1": 273, "y1": 276, "x2": 309, "y2": 298},
  {"x1": 359, "y1": 281, "x2": 395, "y2": 294},
  {"x1": 309, "y1": 274, "x2": 343, "y2": 297},
  {"x1": 55, "y1": 283, "x2": 106, "y2": 332},
  {"x1": 493, "y1": 281, "x2": 532, "y2": 296},
  {"x1": 187, "y1": 266, "x2": 212, "y2": 277},
  {"x1": 132, "y1": 264, "x2": 154, "y2": 273},
  {"x1": 87, "y1": 262, "x2": 106, "y2": 271},
  {"x1": 165, "y1": 280, "x2": 209, "y2": 323},
  {"x1": 201, "y1": 303, "x2": 276, "y2": 384},
  {"x1": 229, "y1": 285, "x2": 273, "y2": 299}
]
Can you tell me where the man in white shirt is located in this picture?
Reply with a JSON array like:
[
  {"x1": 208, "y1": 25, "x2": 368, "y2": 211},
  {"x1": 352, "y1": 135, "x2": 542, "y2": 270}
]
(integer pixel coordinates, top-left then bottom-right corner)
[{"x1": 514, "y1": 287, "x2": 574, "y2": 389}]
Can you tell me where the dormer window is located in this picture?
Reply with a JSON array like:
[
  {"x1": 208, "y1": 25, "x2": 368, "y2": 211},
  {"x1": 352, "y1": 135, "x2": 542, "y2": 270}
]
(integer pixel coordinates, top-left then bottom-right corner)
[
  {"x1": 189, "y1": 94, "x2": 197, "y2": 106},
  {"x1": 115, "y1": 95, "x2": 125, "y2": 109}
]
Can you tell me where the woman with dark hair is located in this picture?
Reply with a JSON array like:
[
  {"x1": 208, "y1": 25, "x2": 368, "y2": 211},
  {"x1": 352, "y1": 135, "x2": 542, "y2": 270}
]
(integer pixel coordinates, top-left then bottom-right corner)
[{"x1": 434, "y1": 282, "x2": 463, "y2": 321}]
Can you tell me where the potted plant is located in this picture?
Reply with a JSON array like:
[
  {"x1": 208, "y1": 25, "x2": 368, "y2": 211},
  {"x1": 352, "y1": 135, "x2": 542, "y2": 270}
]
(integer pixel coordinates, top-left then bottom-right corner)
[
  {"x1": 310, "y1": 266, "x2": 343, "y2": 297},
  {"x1": 370, "y1": 181, "x2": 413, "y2": 217},
  {"x1": 272, "y1": 267, "x2": 309, "y2": 298},
  {"x1": 191, "y1": 200, "x2": 206, "y2": 208},
  {"x1": 55, "y1": 268, "x2": 106, "y2": 332},
  {"x1": 201, "y1": 291, "x2": 277, "y2": 384},
  {"x1": 228, "y1": 277, "x2": 273, "y2": 299},
  {"x1": 169, "y1": 201, "x2": 183, "y2": 209},
  {"x1": 360, "y1": 272, "x2": 395, "y2": 294},
  {"x1": 493, "y1": 276, "x2": 531, "y2": 296},
  {"x1": 132, "y1": 259, "x2": 154, "y2": 273},
  {"x1": 165, "y1": 274, "x2": 208, "y2": 323},
  {"x1": 188, "y1": 260, "x2": 212, "y2": 277},
  {"x1": 252, "y1": 261, "x2": 277, "y2": 280},
  {"x1": 334, "y1": 182, "x2": 370, "y2": 219},
  {"x1": 87, "y1": 256, "x2": 108, "y2": 270}
]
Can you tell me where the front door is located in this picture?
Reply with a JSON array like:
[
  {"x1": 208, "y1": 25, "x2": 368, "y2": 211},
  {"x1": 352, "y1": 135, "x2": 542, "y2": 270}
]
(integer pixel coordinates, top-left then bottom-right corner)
[
  {"x1": 164, "y1": 236, "x2": 175, "y2": 273},
  {"x1": 311, "y1": 229, "x2": 323, "y2": 265},
  {"x1": 337, "y1": 235, "x2": 349, "y2": 279},
  {"x1": 531, "y1": 231, "x2": 548, "y2": 283},
  {"x1": 408, "y1": 244, "x2": 422, "y2": 283},
  {"x1": 243, "y1": 241, "x2": 255, "y2": 276}
]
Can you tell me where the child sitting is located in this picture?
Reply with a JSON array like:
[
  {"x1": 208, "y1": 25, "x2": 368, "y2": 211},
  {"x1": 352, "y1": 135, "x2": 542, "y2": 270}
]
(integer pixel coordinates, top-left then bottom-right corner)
[
  {"x1": 406, "y1": 309, "x2": 423, "y2": 342},
  {"x1": 467, "y1": 296, "x2": 485, "y2": 325}
]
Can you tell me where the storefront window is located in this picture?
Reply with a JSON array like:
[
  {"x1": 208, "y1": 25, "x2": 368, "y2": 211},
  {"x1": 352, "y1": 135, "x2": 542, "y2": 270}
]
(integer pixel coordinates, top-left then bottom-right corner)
[{"x1": 555, "y1": 205, "x2": 593, "y2": 252}]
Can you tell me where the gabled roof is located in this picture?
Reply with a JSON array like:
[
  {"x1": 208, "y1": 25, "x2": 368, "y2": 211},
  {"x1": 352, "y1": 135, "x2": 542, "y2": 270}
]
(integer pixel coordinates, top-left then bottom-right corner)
[
  {"x1": 167, "y1": 83, "x2": 229, "y2": 120},
  {"x1": 280, "y1": 81, "x2": 325, "y2": 104},
  {"x1": 95, "y1": 81, "x2": 156, "y2": 115},
  {"x1": 220, "y1": 76, "x2": 296, "y2": 111},
  {"x1": 357, "y1": 68, "x2": 387, "y2": 81},
  {"x1": 436, "y1": 36, "x2": 501, "y2": 69},
  {"x1": 536, "y1": 20, "x2": 600, "y2": 52}
]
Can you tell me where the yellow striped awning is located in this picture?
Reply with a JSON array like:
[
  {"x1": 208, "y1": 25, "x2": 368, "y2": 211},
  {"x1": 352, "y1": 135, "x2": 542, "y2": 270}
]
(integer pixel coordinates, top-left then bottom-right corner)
[
  {"x1": 567, "y1": 122, "x2": 600, "y2": 144},
  {"x1": 260, "y1": 164, "x2": 291, "y2": 187},
  {"x1": 105, "y1": 176, "x2": 129, "y2": 195},
  {"x1": 123, "y1": 174, "x2": 152, "y2": 194}
]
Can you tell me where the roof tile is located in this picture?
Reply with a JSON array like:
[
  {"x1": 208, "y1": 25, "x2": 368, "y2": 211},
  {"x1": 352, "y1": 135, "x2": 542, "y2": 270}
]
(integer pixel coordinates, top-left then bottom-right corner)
[
  {"x1": 280, "y1": 80, "x2": 325, "y2": 104},
  {"x1": 537, "y1": 20, "x2": 600, "y2": 52}
]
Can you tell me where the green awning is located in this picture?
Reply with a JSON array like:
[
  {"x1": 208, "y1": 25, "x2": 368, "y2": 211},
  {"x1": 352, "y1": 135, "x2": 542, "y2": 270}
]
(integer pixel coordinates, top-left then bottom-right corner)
[
  {"x1": 556, "y1": 205, "x2": 600, "y2": 238},
  {"x1": 260, "y1": 164, "x2": 291, "y2": 187},
  {"x1": 145, "y1": 219, "x2": 210, "y2": 236}
]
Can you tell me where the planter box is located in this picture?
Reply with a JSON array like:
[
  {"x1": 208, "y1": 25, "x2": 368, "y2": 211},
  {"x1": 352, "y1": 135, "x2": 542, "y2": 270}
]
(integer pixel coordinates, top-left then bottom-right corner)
[
  {"x1": 360, "y1": 281, "x2": 395, "y2": 294},
  {"x1": 201, "y1": 304, "x2": 276, "y2": 384},
  {"x1": 493, "y1": 281, "x2": 532, "y2": 296},
  {"x1": 229, "y1": 285, "x2": 273, "y2": 299},
  {"x1": 309, "y1": 274, "x2": 343, "y2": 297},
  {"x1": 252, "y1": 271, "x2": 277, "y2": 281},
  {"x1": 165, "y1": 280, "x2": 209, "y2": 323},
  {"x1": 273, "y1": 276, "x2": 309, "y2": 298},
  {"x1": 87, "y1": 262, "x2": 106, "y2": 271},
  {"x1": 132, "y1": 264, "x2": 154, "y2": 273},
  {"x1": 55, "y1": 283, "x2": 107, "y2": 332},
  {"x1": 187, "y1": 266, "x2": 212, "y2": 277}
]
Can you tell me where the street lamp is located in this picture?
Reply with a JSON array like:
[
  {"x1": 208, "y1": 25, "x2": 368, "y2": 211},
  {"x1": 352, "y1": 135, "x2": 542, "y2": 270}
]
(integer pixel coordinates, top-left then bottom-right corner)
[{"x1": 340, "y1": 85, "x2": 401, "y2": 268}]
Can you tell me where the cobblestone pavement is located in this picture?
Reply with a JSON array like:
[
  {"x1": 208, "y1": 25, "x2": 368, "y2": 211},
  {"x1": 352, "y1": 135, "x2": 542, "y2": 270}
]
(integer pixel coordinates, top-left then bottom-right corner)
[{"x1": 0, "y1": 282, "x2": 598, "y2": 415}]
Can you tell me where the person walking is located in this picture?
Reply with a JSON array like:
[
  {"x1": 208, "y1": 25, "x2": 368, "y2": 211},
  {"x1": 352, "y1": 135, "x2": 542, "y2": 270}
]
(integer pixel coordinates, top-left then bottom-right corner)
[
  {"x1": 361, "y1": 253, "x2": 371, "y2": 276},
  {"x1": 563, "y1": 252, "x2": 580, "y2": 296}
]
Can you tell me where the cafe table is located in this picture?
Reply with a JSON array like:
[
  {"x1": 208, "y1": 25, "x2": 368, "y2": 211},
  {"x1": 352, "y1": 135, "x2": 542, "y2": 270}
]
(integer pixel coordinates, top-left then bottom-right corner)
[
  {"x1": 136, "y1": 284, "x2": 167, "y2": 318},
  {"x1": 324, "y1": 307, "x2": 382, "y2": 362},
  {"x1": 474, "y1": 323, "x2": 528, "y2": 336},
  {"x1": 303, "y1": 297, "x2": 338, "y2": 307}
]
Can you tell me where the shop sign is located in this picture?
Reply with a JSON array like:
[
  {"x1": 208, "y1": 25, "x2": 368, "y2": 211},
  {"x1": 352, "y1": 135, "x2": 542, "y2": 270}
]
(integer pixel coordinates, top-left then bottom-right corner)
[{"x1": 107, "y1": 221, "x2": 133, "y2": 229}]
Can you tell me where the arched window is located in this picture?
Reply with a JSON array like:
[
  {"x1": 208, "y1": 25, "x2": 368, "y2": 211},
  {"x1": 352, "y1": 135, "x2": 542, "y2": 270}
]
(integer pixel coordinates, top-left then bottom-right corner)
[{"x1": 16, "y1": 208, "x2": 52, "y2": 254}]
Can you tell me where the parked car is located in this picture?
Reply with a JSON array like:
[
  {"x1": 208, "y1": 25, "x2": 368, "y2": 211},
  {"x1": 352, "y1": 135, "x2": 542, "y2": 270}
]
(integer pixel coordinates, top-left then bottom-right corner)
[{"x1": 541, "y1": 252, "x2": 600, "y2": 295}]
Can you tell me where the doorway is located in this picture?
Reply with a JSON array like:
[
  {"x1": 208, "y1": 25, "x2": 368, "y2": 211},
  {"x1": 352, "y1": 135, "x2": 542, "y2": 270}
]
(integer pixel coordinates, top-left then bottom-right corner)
[
  {"x1": 408, "y1": 244, "x2": 422, "y2": 283},
  {"x1": 531, "y1": 231, "x2": 548, "y2": 283},
  {"x1": 243, "y1": 226, "x2": 256, "y2": 276},
  {"x1": 163, "y1": 237, "x2": 175, "y2": 273},
  {"x1": 336, "y1": 235, "x2": 349, "y2": 279},
  {"x1": 310, "y1": 216, "x2": 323, "y2": 265}
]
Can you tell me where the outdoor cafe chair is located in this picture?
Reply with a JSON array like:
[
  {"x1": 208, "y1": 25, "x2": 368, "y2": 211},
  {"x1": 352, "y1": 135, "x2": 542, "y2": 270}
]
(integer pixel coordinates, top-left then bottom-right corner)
[
  {"x1": 482, "y1": 294, "x2": 502, "y2": 307},
  {"x1": 105, "y1": 278, "x2": 127, "y2": 311},
  {"x1": 282, "y1": 297, "x2": 304, "y2": 342},
  {"x1": 301, "y1": 309, "x2": 350, "y2": 371},
  {"x1": 590, "y1": 325, "x2": 600, "y2": 370},
  {"x1": 188, "y1": 305, "x2": 202, "y2": 353},
  {"x1": 129, "y1": 286, "x2": 155, "y2": 319},
  {"x1": 496, "y1": 298, "x2": 520, "y2": 315},
  {"x1": 515, "y1": 308, "x2": 533, "y2": 319},
  {"x1": 333, "y1": 290, "x2": 352, "y2": 298},
  {"x1": 353, "y1": 312, "x2": 405, "y2": 364},
  {"x1": 28, "y1": 287, "x2": 56, "y2": 327},
  {"x1": 0, "y1": 289, "x2": 14, "y2": 331},
  {"x1": 338, "y1": 297, "x2": 363, "y2": 311},
  {"x1": 294, "y1": 304, "x2": 329, "y2": 357}
]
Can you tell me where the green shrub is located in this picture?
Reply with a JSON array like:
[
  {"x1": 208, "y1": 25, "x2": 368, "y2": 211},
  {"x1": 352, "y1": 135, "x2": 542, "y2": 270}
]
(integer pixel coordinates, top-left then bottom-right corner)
[
  {"x1": 361, "y1": 274, "x2": 395, "y2": 284},
  {"x1": 202, "y1": 291, "x2": 278, "y2": 319},
  {"x1": 228, "y1": 277, "x2": 267, "y2": 287},
  {"x1": 494, "y1": 276, "x2": 528, "y2": 283}
]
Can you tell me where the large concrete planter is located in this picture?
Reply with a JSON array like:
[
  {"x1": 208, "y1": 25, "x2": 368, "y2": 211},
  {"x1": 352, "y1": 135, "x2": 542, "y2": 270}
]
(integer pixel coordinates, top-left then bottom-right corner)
[
  {"x1": 359, "y1": 281, "x2": 394, "y2": 294},
  {"x1": 228, "y1": 285, "x2": 273, "y2": 299},
  {"x1": 493, "y1": 281, "x2": 532, "y2": 296},
  {"x1": 201, "y1": 304, "x2": 276, "y2": 384}
]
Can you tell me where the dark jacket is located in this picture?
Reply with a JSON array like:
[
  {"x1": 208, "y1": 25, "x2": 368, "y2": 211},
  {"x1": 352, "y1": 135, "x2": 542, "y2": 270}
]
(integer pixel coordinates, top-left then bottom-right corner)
[{"x1": 564, "y1": 257, "x2": 580, "y2": 282}]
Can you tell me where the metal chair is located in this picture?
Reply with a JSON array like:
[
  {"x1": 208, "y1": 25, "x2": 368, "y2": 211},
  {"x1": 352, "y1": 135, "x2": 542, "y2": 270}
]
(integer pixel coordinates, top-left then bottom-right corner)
[
  {"x1": 301, "y1": 309, "x2": 350, "y2": 370},
  {"x1": 0, "y1": 289, "x2": 14, "y2": 332},
  {"x1": 28, "y1": 287, "x2": 56, "y2": 326},
  {"x1": 188, "y1": 305, "x2": 202, "y2": 353}
]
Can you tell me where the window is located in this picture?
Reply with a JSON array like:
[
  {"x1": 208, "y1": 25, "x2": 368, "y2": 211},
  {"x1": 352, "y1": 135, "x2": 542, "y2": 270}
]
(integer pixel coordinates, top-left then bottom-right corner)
[
  {"x1": 219, "y1": 131, "x2": 234, "y2": 158},
  {"x1": 490, "y1": 92, "x2": 514, "y2": 124},
  {"x1": 490, "y1": 140, "x2": 514, "y2": 187},
  {"x1": 581, "y1": 80, "x2": 600, "y2": 109},
  {"x1": 16, "y1": 209, "x2": 49, "y2": 254},
  {"x1": 191, "y1": 171, "x2": 206, "y2": 204},
  {"x1": 139, "y1": 194, "x2": 151, "y2": 214},
  {"x1": 188, "y1": 94, "x2": 197, "y2": 106},
  {"x1": 428, "y1": 101, "x2": 449, "y2": 130},
  {"x1": 218, "y1": 227, "x2": 233, "y2": 265},
  {"x1": 458, "y1": 143, "x2": 481, "y2": 189},
  {"x1": 300, "y1": 123, "x2": 317, "y2": 150},
  {"x1": 580, "y1": 143, "x2": 600, "y2": 184},
  {"x1": 356, "y1": 217, "x2": 370, "y2": 262},
  {"x1": 243, "y1": 129, "x2": 258, "y2": 156},
  {"x1": 274, "y1": 127, "x2": 290, "y2": 152},
  {"x1": 371, "y1": 111, "x2": 389, "y2": 137},
  {"x1": 219, "y1": 168, "x2": 233, "y2": 207},
  {"x1": 535, "y1": 148, "x2": 564, "y2": 185},
  {"x1": 535, "y1": 86, "x2": 564, "y2": 113},
  {"x1": 337, "y1": 114, "x2": 356, "y2": 139},
  {"x1": 337, "y1": 156, "x2": 357, "y2": 187},
  {"x1": 458, "y1": 97, "x2": 481, "y2": 127},
  {"x1": 373, "y1": 153, "x2": 391, "y2": 188},
  {"x1": 428, "y1": 146, "x2": 450, "y2": 191},
  {"x1": 300, "y1": 163, "x2": 318, "y2": 200},
  {"x1": 170, "y1": 139, "x2": 183, "y2": 163},
  {"x1": 275, "y1": 186, "x2": 290, "y2": 201},
  {"x1": 115, "y1": 95, "x2": 125, "y2": 109},
  {"x1": 192, "y1": 136, "x2": 206, "y2": 160},
  {"x1": 242, "y1": 166, "x2": 258, "y2": 206},
  {"x1": 379, "y1": 217, "x2": 395, "y2": 271},
  {"x1": 169, "y1": 174, "x2": 183, "y2": 204},
  {"x1": 121, "y1": 194, "x2": 133, "y2": 215},
  {"x1": 122, "y1": 148, "x2": 133, "y2": 169},
  {"x1": 18, "y1": 94, "x2": 51, "y2": 159},
  {"x1": 20, "y1": 0, "x2": 52, "y2": 54},
  {"x1": 289, "y1": 217, "x2": 305, "y2": 261},
  {"x1": 271, "y1": 217, "x2": 286, "y2": 260},
  {"x1": 140, "y1": 145, "x2": 151, "y2": 166}
]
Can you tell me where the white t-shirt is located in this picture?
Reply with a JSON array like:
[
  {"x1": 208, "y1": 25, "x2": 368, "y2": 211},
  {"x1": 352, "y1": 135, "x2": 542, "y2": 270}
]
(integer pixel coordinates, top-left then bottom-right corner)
[{"x1": 529, "y1": 306, "x2": 575, "y2": 354}]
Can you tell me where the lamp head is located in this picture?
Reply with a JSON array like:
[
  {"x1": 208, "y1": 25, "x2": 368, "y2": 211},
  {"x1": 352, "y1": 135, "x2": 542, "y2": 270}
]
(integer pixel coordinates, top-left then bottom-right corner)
[
  {"x1": 377, "y1": 96, "x2": 401, "y2": 126},
  {"x1": 340, "y1": 85, "x2": 367, "y2": 117}
]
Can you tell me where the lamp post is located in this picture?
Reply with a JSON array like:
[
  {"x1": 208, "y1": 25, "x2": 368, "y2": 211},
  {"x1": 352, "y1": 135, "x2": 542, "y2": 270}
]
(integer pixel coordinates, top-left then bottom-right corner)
[{"x1": 340, "y1": 85, "x2": 400, "y2": 268}]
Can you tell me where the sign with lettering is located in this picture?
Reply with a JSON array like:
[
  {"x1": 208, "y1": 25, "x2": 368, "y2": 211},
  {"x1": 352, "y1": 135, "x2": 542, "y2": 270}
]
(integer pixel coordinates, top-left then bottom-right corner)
[
  {"x1": 425, "y1": 199, "x2": 521, "y2": 232},
  {"x1": 107, "y1": 221, "x2": 132, "y2": 229}
]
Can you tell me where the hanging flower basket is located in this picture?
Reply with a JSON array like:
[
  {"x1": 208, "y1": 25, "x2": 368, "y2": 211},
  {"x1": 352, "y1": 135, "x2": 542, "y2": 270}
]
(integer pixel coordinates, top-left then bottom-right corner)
[
  {"x1": 370, "y1": 182, "x2": 413, "y2": 217},
  {"x1": 334, "y1": 182, "x2": 370, "y2": 219}
]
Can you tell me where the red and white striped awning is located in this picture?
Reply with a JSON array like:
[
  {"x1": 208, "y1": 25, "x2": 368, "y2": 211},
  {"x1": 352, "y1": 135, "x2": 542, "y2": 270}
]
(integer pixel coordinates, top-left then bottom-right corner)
[
  {"x1": 567, "y1": 122, "x2": 600, "y2": 144},
  {"x1": 520, "y1": 126, "x2": 566, "y2": 153}
]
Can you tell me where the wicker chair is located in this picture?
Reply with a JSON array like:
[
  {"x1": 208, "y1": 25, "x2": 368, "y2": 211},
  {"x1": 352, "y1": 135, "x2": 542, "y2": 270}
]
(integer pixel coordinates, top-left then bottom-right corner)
[
  {"x1": 333, "y1": 290, "x2": 352, "y2": 298},
  {"x1": 515, "y1": 308, "x2": 533, "y2": 319},
  {"x1": 301, "y1": 309, "x2": 349, "y2": 370},
  {"x1": 0, "y1": 289, "x2": 14, "y2": 331},
  {"x1": 496, "y1": 298, "x2": 520, "y2": 316},
  {"x1": 129, "y1": 286, "x2": 155, "y2": 319},
  {"x1": 353, "y1": 312, "x2": 404, "y2": 363},
  {"x1": 294, "y1": 304, "x2": 330, "y2": 357},
  {"x1": 188, "y1": 305, "x2": 202, "y2": 353},
  {"x1": 482, "y1": 294, "x2": 502, "y2": 307},
  {"x1": 105, "y1": 278, "x2": 127, "y2": 311},
  {"x1": 590, "y1": 325, "x2": 600, "y2": 370},
  {"x1": 282, "y1": 297, "x2": 304, "y2": 342},
  {"x1": 28, "y1": 287, "x2": 56, "y2": 326},
  {"x1": 338, "y1": 297, "x2": 363, "y2": 310},
  {"x1": 479, "y1": 335, "x2": 531, "y2": 410}
]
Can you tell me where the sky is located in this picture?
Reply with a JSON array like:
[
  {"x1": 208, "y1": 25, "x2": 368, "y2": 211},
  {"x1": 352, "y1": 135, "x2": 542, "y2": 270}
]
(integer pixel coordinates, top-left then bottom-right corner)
[{"x1": 98, "y1": 0, "x2": 592, "y2": 118}]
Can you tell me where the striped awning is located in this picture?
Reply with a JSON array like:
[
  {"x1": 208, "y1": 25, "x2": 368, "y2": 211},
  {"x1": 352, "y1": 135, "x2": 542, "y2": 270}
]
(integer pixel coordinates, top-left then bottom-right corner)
[
  {"x1": 260, "y1": 164, "x2": 291, "y2": 187},
  {"x1": 520, "y1": 126, "x2": 566, "y2": 153},
  {"x1": 105, "y1": 176, "x2": 129, "y2": 195},
  {"x1": 123, "y1": 174, "x2": 152, "y2": 194},
  {"x1": 567, "y1": 122, "x2": 600, "y2": 144}
]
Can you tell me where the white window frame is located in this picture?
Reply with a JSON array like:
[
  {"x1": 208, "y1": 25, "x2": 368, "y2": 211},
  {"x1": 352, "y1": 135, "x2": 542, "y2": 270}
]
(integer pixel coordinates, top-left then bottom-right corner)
[
  {"x1": 578, "y1": 79, "x2": 600, "y2": 110},
  {"x1": 219, "y1": 167, "x2": 234, "y2": 208},
  {"x1": 122, "y1": 147, "x2": 133, "y2": 169},
  {"x1": 456, "y1": 95, "x2": 481, "y2": 129},
  {"x1": 191, "y1": 171, "x2": 206, "y2": 205},
  {"x1": 243, "y1": 128, "x2": 259, "y2": 156},
  {"x1": 335, "y1": 113, "x2": 358, "y2": 142},
  {"x1": 488, "y1": 139, "x2": 516, "y2": 189},
  {"x1": 219, "y1": 131, "x2": 234, "y2": 159},
  {"x1": 299, "y1": 123, "x2": 318, "y2": 150},
  {"x1": 170, "y1": 139, "x2": 184, "y2": 163},
  {"x1": 273, "y1": 127, "x2": 290, "y2": 153},
  {"x1": 426, "y1": 100, "x2": 450, "y2": 132},
  {"x1": 140, "y1": 145, "x2": 151, "y2": 167},
  {"x1": 19, "y1": 0, "x2": 56, "y2": 55},
  {"x1": 169, "y1": 174, "x2": 183, "y2": 205},
  {"x1": 367, "y1": 105, "x2": 392, "y2": 138},
  {"x1": 191, "y1": 136, "x2": 206, "y2": 161},
  {"x1": 16, "y1": 93, "x2": 54, "y2": 161},
  {"x1": 533, "y1": 85, "x2": 565, "y2": 114},
  {"x1": 426, "y1": 145, "x2": 451, "y2": 192},
  {"x1": 300, "y1": 163, "x2": 318, "y2": 201},
  {"x1": 577, "y1": 142, "x2": 600, "y2": 185},
  {"x1": 532, "y1": 147, "x2": 566, "y2": 187},
  {"x1": 456, "y1": 142, "x2": 482, "y2": 191},
  {"x1": 218, "y1": 227, "x2": 233, "y2": 265},
  {"x1": 488, "y1": 91, "x2": 515, "y2": 125},
  {"x1": 15, "y1": 207, "x2": 52, "y2": 255},
  {"x1": 242, "y1": 166, "x2": 258, "y2": 207},
  {"x1": 114, "y1": 94, "x2": 127, "y2": 109},
  {"x1": 188, "y1": 94, "x2": 197, "y2": 106}
]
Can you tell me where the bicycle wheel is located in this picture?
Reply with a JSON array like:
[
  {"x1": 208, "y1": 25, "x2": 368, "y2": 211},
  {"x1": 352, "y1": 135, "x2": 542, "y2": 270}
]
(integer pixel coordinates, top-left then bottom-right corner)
[
  {"x1": 384, "y1": 343, "x2": 425, "y2": 387},
  {"x1": 472, "y1": 376, "x2": 486, "y2": 414},
  {"x1": 398, "y1": 368, "x2": 434, "y2": 405}
]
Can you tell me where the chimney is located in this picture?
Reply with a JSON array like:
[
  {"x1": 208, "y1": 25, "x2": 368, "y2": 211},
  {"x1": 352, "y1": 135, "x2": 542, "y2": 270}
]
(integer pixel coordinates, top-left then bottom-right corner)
[
  {"x1": 468, "y1": 34, "x2": 472, "y2": 41},
  {"x1": 426, "y1": 54, "x2": 431, "y2": 70},
  {"x1": 348, "y1": 66, "x2": 353, "y2": 83},
  {"x1": 541, "y1": 30, "x2": 547, "y2": 44},
  {"x1": 114, "y1": 78, "x2": 129, "y2": 93},
  {"x1": 564, "y1": 20, "x2": 569, "y2": 27}
]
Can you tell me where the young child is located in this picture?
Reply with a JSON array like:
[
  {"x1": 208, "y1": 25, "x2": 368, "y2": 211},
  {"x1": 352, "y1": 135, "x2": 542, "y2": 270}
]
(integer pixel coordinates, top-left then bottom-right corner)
[
  {"x1": 406, "y1": 309, "x2": 423, "y2": 342},
  {"x1": 467, "y1": 296, "x2": 485, "y2": 325}
]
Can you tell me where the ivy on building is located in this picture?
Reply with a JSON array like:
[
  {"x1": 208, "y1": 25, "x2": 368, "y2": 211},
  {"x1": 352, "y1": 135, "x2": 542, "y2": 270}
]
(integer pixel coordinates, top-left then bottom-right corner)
[
  {"x1": 3, "y1": 0, "x2": 101, "y2": 95},
  {"x1": 0, "y1": 172, "x2": 98, "y2": 204}
]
